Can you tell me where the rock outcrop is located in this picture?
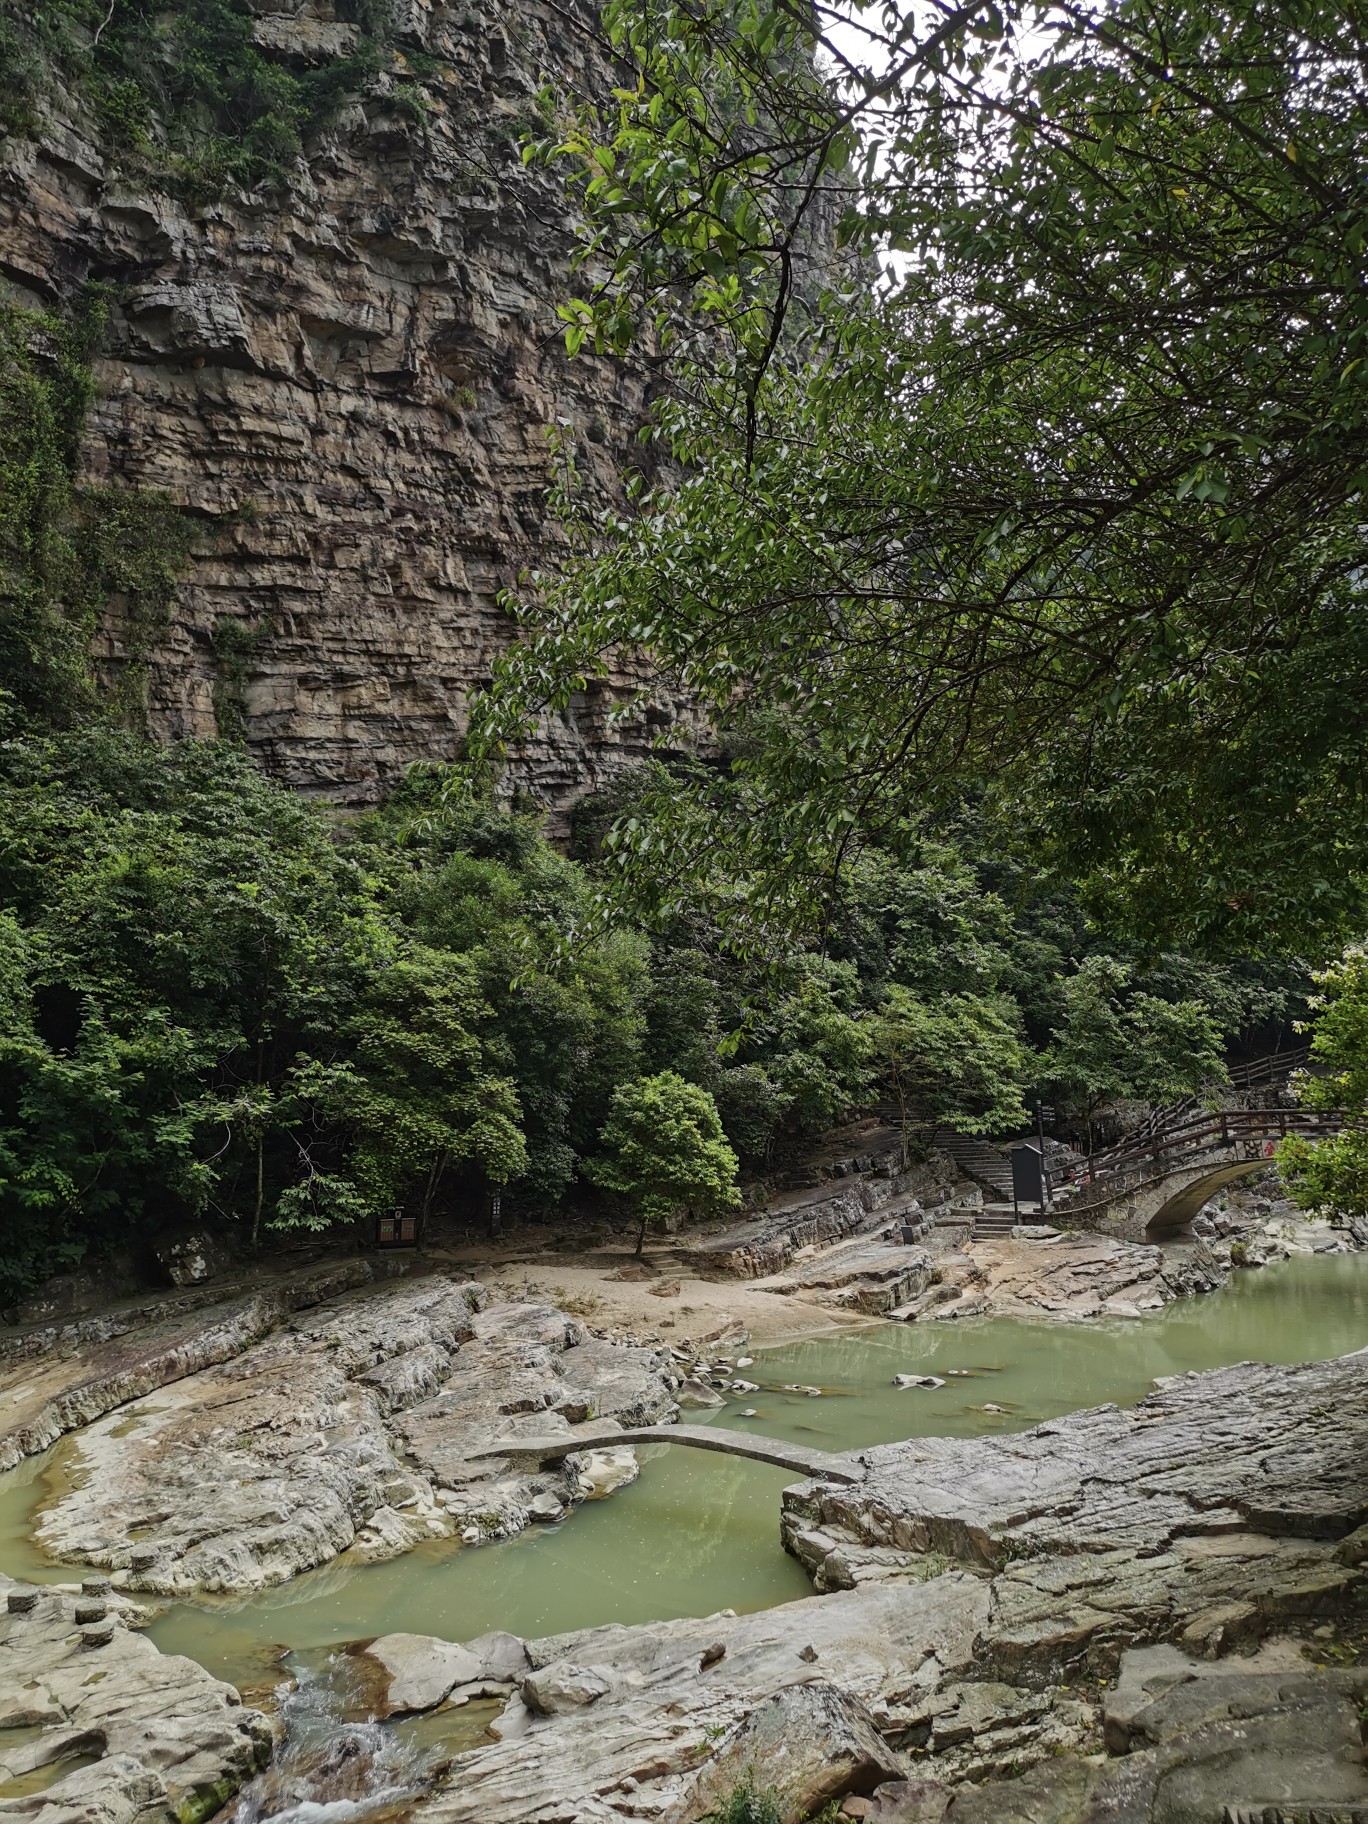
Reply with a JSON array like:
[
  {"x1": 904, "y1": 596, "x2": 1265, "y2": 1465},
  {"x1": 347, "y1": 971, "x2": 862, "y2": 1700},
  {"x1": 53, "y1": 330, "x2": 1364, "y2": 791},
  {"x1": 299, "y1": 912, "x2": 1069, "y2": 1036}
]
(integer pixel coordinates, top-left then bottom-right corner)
[
  {"x1": 0, "y1": 1573, "x2": 271, "y2": 1823},
  {"x1": 351, "y1": 1627, "x2": 531, "y2": 1717},
  {"x1": 782, "y1": 1351, "x2": 1368, "y2": 1629},
  {"x1": 689, "y1": 1148, "x2": 970, "y2": 1281},
  {"x1": 386, "y1": 1348, "x2": 1368, "y2": 1822},
  {"x1": 27, "y1": 1277, "x2": 677, "y2": 1594},
  {"x1": 0, "y1": 1, "x2": 679, "y2": 816},
  {"x1": 863, "y1": 1651, "x2": 1368, "y2": 1824},
  {"x1": 0, "y1": 1254, "x2": 421, "y2": 1474}
]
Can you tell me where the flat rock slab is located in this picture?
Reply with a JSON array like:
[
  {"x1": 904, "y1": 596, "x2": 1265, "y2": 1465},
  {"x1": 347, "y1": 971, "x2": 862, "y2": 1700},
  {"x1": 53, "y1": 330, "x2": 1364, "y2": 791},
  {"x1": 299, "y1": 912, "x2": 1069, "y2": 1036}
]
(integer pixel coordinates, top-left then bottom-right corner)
[
  {"x1": 783, "y1": 1351, "x2": 1368, "y2": 1681},
  {"x1": 785, "y1": 1350, "x2": 1368, "y2": 1569},
  {"x1": 887, "y1": 1656, "x2": 1368, "y2": 1824},
  {"x1": 0, "y1": 1572, "x2": 271, "y2": 1821},
  {"x1": 756, "y1": 1241, "x2": 937, "y2": 1316},
  {"x1": 351, "y1": 1629, "x2": 530, "y2": 1717},
  {"x1": 686, "y1": 1187, "x2": 887, "y2": 1279},
  {"x1": 395, "y1": 1303, "x2": 679, "y2": 1535}
]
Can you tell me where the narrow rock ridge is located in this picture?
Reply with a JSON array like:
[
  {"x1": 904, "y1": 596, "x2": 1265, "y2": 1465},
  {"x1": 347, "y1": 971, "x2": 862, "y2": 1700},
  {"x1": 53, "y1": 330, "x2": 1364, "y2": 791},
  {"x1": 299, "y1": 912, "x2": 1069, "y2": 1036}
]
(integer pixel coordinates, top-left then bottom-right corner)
[{"x1": 465, "y1": 1419, "x2": 867, "y2": 1483}]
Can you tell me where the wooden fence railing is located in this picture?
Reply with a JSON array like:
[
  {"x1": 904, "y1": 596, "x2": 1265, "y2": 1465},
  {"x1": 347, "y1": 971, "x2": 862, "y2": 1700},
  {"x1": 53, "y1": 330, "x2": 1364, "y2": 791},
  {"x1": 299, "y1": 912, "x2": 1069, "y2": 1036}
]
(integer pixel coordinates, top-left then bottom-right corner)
[{"x1": 1056, "y1": 1106, "x2": 1348, "y2": 1214}]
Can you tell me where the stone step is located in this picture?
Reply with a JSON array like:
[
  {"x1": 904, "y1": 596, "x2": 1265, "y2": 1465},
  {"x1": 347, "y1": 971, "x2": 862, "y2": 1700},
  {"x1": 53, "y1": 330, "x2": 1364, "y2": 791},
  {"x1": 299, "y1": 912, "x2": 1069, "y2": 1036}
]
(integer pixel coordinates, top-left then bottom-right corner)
[
  {"x1": 932, "y1": 1129, "x2": 1015, "y2": 1198},
  {"x1": 972, "y1": 1211, "x2": 1019, "y2": 1240}
]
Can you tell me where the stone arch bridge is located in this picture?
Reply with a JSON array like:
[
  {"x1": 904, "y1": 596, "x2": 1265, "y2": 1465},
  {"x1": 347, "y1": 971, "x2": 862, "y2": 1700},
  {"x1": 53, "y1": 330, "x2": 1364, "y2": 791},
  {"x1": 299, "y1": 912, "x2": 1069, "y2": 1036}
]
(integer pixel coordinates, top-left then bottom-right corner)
[
  {"x1": 1057, "y1": 1107, "x2": 1347, "y2": 1239},
  {"x1": 466, "y1": 1423, "x2": 867, "y2": 1483}
]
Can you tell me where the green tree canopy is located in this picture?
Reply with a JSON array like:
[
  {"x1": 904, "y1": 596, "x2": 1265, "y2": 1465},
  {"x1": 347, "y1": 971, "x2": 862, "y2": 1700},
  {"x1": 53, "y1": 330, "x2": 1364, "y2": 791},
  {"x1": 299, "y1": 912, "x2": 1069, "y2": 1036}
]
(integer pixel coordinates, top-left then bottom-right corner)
[
  {"x1": 588, "y1": 1070, "x2": 741, "y2": 1256},
  {"x1": 871, "y1": 985, "x2": 1029, "y2": 1162},
  {"x1": 1278, "y1": 946, "x2": 1368, "y2": 1219},
  {"x1": 1042, "y1": 957, "x2": 1228, "y2": 1150},
  {"x1": 476, "y1": 0, "x2": 1368, "y2": 956}
]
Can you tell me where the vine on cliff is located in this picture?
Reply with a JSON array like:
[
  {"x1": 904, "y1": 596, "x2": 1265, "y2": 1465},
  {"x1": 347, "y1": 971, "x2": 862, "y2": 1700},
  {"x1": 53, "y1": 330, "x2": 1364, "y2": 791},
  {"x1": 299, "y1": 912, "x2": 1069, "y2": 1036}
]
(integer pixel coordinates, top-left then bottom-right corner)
[
  {"x1": 0, "y1": 0, "x2": 403, "y2": 196},
  {"x1": 0, "y1": 287, "x2": 192, "y2": 731}
]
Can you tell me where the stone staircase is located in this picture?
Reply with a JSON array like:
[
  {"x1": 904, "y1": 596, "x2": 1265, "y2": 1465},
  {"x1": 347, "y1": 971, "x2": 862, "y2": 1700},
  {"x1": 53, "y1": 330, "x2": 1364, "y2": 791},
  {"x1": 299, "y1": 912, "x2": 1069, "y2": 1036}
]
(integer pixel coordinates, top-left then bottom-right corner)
[
  {"x1": 971, "y1": 1207, "x2": 1019, "y2": 1240},
  {"x1": 930, "y1": 1129, "x2": 1015, "y2": 1200}
]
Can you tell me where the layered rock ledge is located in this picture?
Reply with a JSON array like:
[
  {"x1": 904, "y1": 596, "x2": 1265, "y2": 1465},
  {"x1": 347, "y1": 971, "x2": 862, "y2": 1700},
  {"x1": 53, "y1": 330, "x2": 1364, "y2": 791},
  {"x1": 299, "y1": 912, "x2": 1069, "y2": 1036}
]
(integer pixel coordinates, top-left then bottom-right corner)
[
  {"x1": 374, "y1": 1347, "x2": 1368, "y2": 1823},
  {"x1": 25, "y1": 1276, "x2": 677, "y2": 1596},
  {"x1": 0, "y1": 1573, "x2": 271, "y2": 1823}
]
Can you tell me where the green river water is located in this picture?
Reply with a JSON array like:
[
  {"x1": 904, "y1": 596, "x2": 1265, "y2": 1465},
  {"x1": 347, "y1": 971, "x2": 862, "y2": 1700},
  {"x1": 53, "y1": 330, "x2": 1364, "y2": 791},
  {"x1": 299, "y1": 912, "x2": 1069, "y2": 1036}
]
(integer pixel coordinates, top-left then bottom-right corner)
[{"x1": 2, "y1": 1252, "x2": 1366, "y2": 1696}]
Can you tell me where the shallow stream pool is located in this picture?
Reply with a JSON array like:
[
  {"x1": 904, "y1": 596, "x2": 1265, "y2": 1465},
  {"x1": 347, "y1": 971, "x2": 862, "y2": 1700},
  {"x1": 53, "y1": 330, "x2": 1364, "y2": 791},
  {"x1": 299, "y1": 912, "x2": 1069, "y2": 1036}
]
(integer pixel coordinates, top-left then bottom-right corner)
[{"x1": 2, "y1": 1252, "x2": 1366, "y2": 1693}]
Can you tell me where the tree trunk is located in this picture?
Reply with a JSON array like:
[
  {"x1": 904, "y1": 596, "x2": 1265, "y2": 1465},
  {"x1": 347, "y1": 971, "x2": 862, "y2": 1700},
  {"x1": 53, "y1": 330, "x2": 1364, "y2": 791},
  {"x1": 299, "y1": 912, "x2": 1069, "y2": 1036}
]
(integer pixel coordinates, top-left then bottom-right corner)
[
  {"x1": 634, "y1": 1208, "x2": 648, "y2": 1259},
  {"x1": 419, "y1": 1155, "x2": 446, "y2": 1245},
  {"x1": 251, "y1": 1135, "x2": 264, "y2": 1250}
]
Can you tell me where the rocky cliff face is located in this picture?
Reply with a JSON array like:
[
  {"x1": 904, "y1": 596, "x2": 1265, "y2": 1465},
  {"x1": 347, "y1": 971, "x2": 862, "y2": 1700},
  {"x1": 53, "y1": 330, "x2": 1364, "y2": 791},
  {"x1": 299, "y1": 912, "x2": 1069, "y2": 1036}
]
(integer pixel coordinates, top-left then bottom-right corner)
[{"x1": 0, "y1": 0, "x2": 671, "y2": 815}]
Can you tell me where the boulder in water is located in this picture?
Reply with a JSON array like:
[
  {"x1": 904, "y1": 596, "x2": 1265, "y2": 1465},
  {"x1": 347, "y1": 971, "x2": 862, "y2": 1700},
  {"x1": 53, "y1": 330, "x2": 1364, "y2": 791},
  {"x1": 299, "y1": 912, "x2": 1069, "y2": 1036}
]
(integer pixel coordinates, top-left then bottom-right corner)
[
  {"x1": 522, "y1": 1662, "x2": 612, "y2": 1715},
  {"x1": 356, "y1": 1633, "x2": 485, "y2": 1716}
]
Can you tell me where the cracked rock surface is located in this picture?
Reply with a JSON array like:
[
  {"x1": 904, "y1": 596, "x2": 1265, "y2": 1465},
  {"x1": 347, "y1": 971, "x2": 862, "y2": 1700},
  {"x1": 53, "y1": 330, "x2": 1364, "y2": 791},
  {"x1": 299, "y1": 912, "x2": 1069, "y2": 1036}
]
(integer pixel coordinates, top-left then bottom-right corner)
[
  {"x1": 395, "y1": 1349, "x2": 1367, "y2": 1823},
  {"x1": 28, "y1": 1277, "x2": 676, "y2": 1596},
  {"x1": 0, "y1": 1574, "x2": 271, "y2": 1823}
]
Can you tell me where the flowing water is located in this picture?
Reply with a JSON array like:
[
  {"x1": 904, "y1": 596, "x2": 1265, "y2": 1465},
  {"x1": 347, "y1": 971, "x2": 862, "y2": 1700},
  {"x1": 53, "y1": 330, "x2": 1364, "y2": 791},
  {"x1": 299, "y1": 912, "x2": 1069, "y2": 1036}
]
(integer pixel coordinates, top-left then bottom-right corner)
[
  {"x1": 2, "y1": 1252, "x2": 1367, "y2": 1813},
  {"x1": 220, "y1": 1655, "x2": 438, "y2": 1823}
]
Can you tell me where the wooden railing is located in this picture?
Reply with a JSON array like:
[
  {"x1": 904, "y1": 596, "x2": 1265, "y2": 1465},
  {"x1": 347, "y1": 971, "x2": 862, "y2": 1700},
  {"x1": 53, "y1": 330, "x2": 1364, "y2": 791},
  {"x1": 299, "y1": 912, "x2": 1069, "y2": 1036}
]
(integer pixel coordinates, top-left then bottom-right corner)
[
  {"x1": 1226, "y1": 1045, "x2": 1310, "y2": 1089},
  {"x1": 1108, "y1": 1047, "x2": 1311, "y2": 1160},
  {"x1": 1056, "y1": 1106, "x2": 1348, "y2": 1214}
]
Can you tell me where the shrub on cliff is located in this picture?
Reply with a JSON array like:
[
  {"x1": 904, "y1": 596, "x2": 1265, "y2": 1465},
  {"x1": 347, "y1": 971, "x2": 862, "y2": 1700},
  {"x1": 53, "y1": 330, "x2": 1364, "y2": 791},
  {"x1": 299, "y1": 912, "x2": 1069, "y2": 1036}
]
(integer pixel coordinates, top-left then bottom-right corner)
[{"x1": 0, "y1": 0, "x2": 393, "y2": 195}]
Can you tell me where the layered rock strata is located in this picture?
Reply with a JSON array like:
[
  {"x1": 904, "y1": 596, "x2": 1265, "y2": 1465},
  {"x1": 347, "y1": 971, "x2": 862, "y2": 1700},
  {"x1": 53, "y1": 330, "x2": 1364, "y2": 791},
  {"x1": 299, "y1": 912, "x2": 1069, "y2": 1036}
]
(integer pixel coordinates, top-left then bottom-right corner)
[
  {"x1": 688, "y1": 1146, "x2": 972, "y2": 1281},
  {"x1": 28, "y1": 1277, "x2": 677, "y2": 1594},
  {"x1": 0, "y1": 1, "x2": 682, "y2": 813},
  {"x1": 861, "y1": 1652, "x2": 1368, "y2": 1824},
  {"x1": 0, "y1": 1573, "x2": 272, "y2": 1823},
  {"x1": 372, "y1": 1347, "x2": 1368, "y2": 1822},
  {"x1": 0, "y1": 1254, "x2": 421, "y2": 1474},
  {"x1": 790, "y1": 1213, "x2": 1368, "y2": 1327},
  {"x1": 781, "y1": 1351, "x2": 1368, "y2": 1632}
]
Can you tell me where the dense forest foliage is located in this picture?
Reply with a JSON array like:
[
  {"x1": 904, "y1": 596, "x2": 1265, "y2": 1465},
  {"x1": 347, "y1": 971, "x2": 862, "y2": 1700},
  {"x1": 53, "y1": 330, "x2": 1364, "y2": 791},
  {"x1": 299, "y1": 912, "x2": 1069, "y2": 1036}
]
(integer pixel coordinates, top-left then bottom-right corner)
[
  {"x1": 484, "y1": 0, "x2": 1368, "y2": 959},
  {"x1": 1, "y1": 0, "x2": 1359, "y2": 1300},
  {"x1": 0, "y1": 714, "x2": 1300, "y2": 1301}
]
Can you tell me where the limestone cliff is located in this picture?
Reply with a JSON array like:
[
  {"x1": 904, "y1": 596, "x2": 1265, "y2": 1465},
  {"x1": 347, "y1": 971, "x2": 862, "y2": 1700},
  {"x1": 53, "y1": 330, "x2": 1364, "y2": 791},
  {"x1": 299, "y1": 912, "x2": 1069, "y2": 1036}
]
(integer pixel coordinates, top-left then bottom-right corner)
[{"x1": 0, "y1": 0, "x2": 670, "y2": 815}]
